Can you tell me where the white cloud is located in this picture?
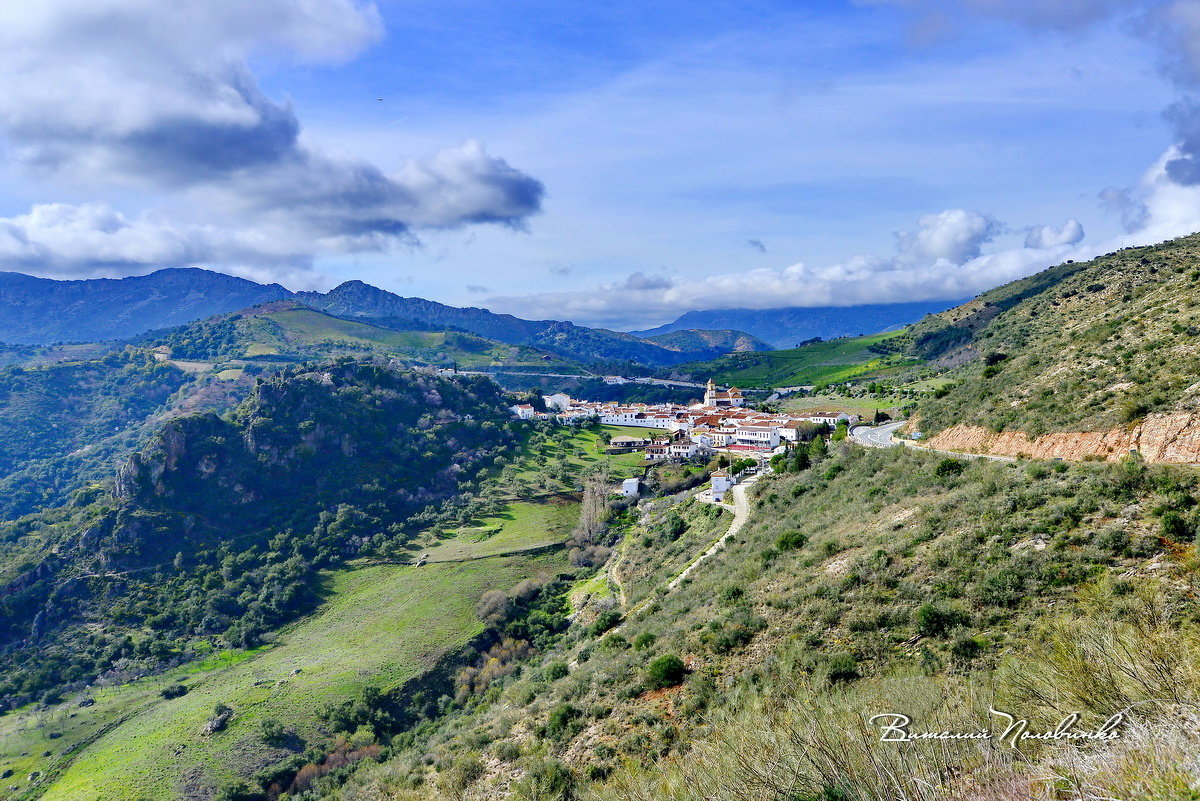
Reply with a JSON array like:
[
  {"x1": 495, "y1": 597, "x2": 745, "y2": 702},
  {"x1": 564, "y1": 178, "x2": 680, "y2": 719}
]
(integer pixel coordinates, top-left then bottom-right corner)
[
  {"x1": 0, "y1": 0, "x2": 542, "y2": 278},
  {"x1": 1024, "y1": 217, "x2": 1084, "y2": 248},
  {"x1": 894, "y1": 209, "x2": 1001, "y2": 265},
  {"x1": 487, "y1": 209, "x2": 1084, "y2": 329}
]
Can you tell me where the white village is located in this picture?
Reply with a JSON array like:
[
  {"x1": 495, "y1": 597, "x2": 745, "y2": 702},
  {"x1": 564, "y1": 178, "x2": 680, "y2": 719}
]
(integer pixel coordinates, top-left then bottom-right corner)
[{"x1": 511, "y1": 379, "x2": 862, "y2": 499}]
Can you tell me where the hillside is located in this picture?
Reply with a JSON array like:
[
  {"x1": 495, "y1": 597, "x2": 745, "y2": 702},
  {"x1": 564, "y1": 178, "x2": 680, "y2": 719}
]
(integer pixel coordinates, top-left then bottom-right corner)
[
  {"x1": 244, "y1": 439, "x2": 1200, "y2": 801},
  {"x1": 639, "y1": 328, "x2": 771, "y2": 354},
  {"x1": 0, "y1": 381, "x2": 657, "y2": 800},
  {"x1": 0, "y1": 269, "x2": 289, "y2": 344},
  {"x1": 297, "y1": 281, "x2": 754, "y2": 366},
  {"x1": 632, "y1": 299, "x2": 964, "y2": 348},
  {"x1": 901, "y1": 234, "x2": 1200, "y2": 460},
  {"x1": 143, "y1": 301, "x2": 589, "y2": 376},
  {"x1": 0, "y1": 363, "x2": 520, "y2": 718},
  {"x1": 677, "y1": 330, "x2": 918, "y2": 389}
]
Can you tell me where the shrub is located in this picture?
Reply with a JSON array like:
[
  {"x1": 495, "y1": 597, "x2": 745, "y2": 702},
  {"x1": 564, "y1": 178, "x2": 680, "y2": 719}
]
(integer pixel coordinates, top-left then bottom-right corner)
[
  {"x1": 719, "y1": 585, "x2": 745, "y2": 604},
  {"x1": 826, "y1": 653, "x2": 860, "y2": 684},
  {"x1": 1161, "y1": 511, "x2": 1195, "y2": 542},
  {"x1": 589, "y1": 609, "x2": 622, "y2": 636},
  {"x1": 546, "y1": 703, "x2": 583, "y2": 741},
  {"x1": 160, "y1": 683, "x2": 188, "y2": 699},
  {"x1": 259, "y1": 718, "x2": 288, "y2": 746},
  {"x1": 543, "y1": 661, "x2": 569, "y2": 681},
  {"x1": 645, "y1": 655, "x2": 687, "y2": 690},
  {"x1": 933, "y1": 458, "x2": 964, "y2": 478},
  {"x1": 632, "y1": 631, "x2": 657, "y2": 650},
  {"x1": 493, "y1": 740, "x2": 521, "y2": 762},
  {"x1": 777, "y1": 530, "x2": 808, "y2": 550},
  {"x1": 914, "y1": 603, "x2": 969, "y2": 637}
]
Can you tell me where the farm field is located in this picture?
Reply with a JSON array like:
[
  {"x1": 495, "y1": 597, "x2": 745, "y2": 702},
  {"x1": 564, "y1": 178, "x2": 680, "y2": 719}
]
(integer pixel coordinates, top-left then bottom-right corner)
[
  {"x1": 682, "y1": 331, "x2": 918, "y2": 388},
  {"x1": 429, "y1": 499, "x2": 580, "y2": 561},
  {"x1": 14, "y1": 551, "x2": 566, "y2": 801}
]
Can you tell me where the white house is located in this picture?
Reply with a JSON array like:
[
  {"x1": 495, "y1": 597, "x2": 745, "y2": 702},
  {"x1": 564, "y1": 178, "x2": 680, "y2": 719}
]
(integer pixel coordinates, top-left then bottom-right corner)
[
  {"x1": 669, "y1": 440, "x2": 701, "y2": 459},
  {"x1": 510, "y1": 404, "x2": 537, "y2": 420},
  {"x1": 733, "y1": 426, "x2": 781, "y2": 449},
  {"x1": 621, "y1": 477, "x2": 641, "y2": 498},
  {"x1": 711, "y1": 469, "x2": 736, "y2": 502},
  {"x1": 542, "y1": 393, "x2": 572, "y2": 411},
  {"x1": 797, "y1": 410, "x2": 861, "y2": 428}
]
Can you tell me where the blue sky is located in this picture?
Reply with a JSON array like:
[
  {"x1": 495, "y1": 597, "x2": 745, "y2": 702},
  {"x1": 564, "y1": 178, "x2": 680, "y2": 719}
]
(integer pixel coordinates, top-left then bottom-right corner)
[{"x1": 0, "y1": 0, "x2": 1196, "y2": 329}]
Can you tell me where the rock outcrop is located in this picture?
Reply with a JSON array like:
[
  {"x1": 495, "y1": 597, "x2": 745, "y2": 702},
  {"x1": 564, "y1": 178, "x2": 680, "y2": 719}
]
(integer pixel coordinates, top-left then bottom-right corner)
[{"x1": 924, "y1": 412, "x2": 1200, "y2": 464}]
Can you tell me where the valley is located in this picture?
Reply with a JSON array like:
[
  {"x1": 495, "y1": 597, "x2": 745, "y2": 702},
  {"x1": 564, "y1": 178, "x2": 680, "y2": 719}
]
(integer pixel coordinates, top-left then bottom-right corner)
[{"x1": 5, "y1": 237, "x2": 1200, "y2": 800}]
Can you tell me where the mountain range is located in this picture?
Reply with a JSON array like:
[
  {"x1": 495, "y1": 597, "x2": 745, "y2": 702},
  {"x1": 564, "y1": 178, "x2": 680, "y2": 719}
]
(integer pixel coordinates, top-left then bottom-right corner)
[
  {"x1": 631, "y1": 299, "x2": 969, "y2": 348},
  {"x1": 0, "y1": 268, "x2": 953, "y2": 367}
]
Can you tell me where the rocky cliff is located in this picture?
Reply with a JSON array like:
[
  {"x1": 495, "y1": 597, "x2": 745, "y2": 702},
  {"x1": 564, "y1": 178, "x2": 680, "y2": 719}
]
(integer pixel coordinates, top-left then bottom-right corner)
[{"x1": 924, "y1": 412, "x2": 1200, "y2": 464}]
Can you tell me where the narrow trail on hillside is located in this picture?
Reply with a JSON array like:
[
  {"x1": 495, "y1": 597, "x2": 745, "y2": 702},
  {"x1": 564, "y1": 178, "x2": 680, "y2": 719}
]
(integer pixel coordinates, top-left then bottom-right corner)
[
  {"x1": 609, "y1": 475, "x2": 758, "y2": 629},
  {"x1": 667, "y1": 477, "x2": 755, "y2": 590}
]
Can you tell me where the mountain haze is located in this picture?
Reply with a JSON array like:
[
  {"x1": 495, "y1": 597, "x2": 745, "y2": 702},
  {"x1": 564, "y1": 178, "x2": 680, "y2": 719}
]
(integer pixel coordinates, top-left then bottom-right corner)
[{"x1": 632, "y1": 299, "x2": 968, "y2": 348}]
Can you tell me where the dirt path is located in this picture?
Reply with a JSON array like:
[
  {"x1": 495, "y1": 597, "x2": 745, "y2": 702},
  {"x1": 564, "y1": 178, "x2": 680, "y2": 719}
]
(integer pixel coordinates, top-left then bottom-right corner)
[{"x1": 667, "y1": 476, "x2": 756, "y2": 589}]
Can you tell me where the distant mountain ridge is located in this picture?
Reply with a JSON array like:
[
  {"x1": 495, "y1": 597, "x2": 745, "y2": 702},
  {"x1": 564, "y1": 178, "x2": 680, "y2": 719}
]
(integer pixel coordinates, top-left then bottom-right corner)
[
  {"x1": 632, "y1": 300, "x2": 969, "y2": 348},
  {"x1": 296, "y1": 280, "x2": 750, "y2": 365},
  {"x1": 0, "y1": 269, "x2": 764, "y2": 365},
  {"x1": 0, "y1": 268, "x2": 290, "y2": 344},
  {"x1": 641, "y1": 328, "x2": 772, "y2": 353}
]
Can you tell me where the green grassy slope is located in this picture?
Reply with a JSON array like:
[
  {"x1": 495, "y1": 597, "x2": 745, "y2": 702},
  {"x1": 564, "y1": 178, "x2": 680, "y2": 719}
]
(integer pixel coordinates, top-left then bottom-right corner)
[
  {"x1": 908, "y1": 234, "x2": 1200, "y2": 435},
  {"x1": 677, "y1": 330, "x2": 916, "y2": 388},
  {"x1": 331, "y1": 440, "x2": 1200, "y2": 800},
  {"x1": 11, "y1": 552, "x2": 566, "y2": 801},
  {"x1": 150, "y1": 304, "x2": 590, "y2": 377}
]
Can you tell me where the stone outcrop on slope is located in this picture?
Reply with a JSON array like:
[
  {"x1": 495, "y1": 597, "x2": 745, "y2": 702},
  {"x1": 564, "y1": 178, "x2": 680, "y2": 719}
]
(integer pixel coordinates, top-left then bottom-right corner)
[{"x1": 924, "y1": 412, "x2": 1200, "y2": 464}]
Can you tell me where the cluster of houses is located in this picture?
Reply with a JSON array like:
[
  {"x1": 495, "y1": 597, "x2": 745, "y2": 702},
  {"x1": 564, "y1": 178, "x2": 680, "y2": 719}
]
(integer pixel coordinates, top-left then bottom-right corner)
[{"x1": 510, "y1": 379, "x2": 861, "y2": 459}]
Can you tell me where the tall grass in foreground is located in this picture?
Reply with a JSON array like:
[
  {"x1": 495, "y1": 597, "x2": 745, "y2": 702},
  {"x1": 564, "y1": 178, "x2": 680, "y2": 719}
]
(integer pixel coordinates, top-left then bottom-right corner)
[{"x1": 589, "y1": 579, "x2": 1200, "y2": 801}]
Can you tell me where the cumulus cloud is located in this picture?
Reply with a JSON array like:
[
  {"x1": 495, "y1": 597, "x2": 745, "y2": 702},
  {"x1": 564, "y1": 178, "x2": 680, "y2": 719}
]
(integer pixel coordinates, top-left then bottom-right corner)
[
  {"x1": 0, "y1": 0, "x2": 543, "y2": 277},
  {"x1": 894, "y1": 209, "x2": 1000, "y2": 265},
  {"x1": 488, "y1": 209, "x2": 1083, "y2": 329},
  {"x1": 0, "y1": 202, "x2": 315, "y2": 276},
  {"x1": 1024, "y1": 218, "x2": 1085, "y2": 248}
]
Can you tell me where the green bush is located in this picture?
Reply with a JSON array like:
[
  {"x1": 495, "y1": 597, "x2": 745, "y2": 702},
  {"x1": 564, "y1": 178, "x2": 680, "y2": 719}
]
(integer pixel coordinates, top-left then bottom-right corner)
[
  {"x1": 826, "y1": 653, "x2": 860, "y2": 684},
  {"x1": 632, "y1": 632, "x2": 657, "y2": 650},
  {"x1": 645, "y1": 655, "x2": 687, "y2": 690},
  {"x1": 589, "y1": 609, "x2": 623, "y2": 636},
  {"x1": 543, "y1": 662, "x2": 569, "y2": 681},
  {"x1": 914, "y1": 603, "x2": 969, "y2": 637},
  {"x1": 777, "y1": 530, "x2": 808, "y2": 550},
  {"x1": 934, "y1": 458, "x2": 964, "y2": 478}
]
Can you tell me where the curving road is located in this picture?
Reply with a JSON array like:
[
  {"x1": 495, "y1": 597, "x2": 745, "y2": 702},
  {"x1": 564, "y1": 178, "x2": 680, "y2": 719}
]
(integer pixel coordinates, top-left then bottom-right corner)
[{"x1": 849, "y1": 420, "x2": 1017, "y2": 462}]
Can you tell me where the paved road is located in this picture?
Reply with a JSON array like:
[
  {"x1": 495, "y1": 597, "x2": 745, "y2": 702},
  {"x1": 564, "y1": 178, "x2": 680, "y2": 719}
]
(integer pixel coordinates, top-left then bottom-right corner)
[
  {"x1": 849, "y1": 420, "x2": 906, "y2": 448},
  {"x1": 667, "y1": 474, "x2": 757, "y2": 589},
  {"x1": 849, "y1": 421, "x2": 1017, "y2": 462}
]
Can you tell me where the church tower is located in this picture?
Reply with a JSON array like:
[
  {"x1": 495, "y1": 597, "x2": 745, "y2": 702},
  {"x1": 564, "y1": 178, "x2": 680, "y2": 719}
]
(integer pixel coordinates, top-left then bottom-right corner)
[{"x1": 704, "y1": 378, "x2": 717, "y2": 406}]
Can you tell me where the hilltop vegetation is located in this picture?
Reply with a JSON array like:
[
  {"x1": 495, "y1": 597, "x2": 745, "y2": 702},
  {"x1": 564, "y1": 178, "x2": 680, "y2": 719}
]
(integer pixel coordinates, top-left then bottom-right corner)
[
  {"x1": 0, "y1": 362, "x2": 519, "y2": 712},
  {"x1": 678, "y1": 330, "x2": 917, "y2": 389},
  {"x1": 908, "y1": 235, "x2": 1200, "y2": 437},
  {"x1": 0, "y1": 350, "x2": 201, "y2": 520},
  {"x1": 143, "y1": 303, "x2": 587, "y2": 375}
]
